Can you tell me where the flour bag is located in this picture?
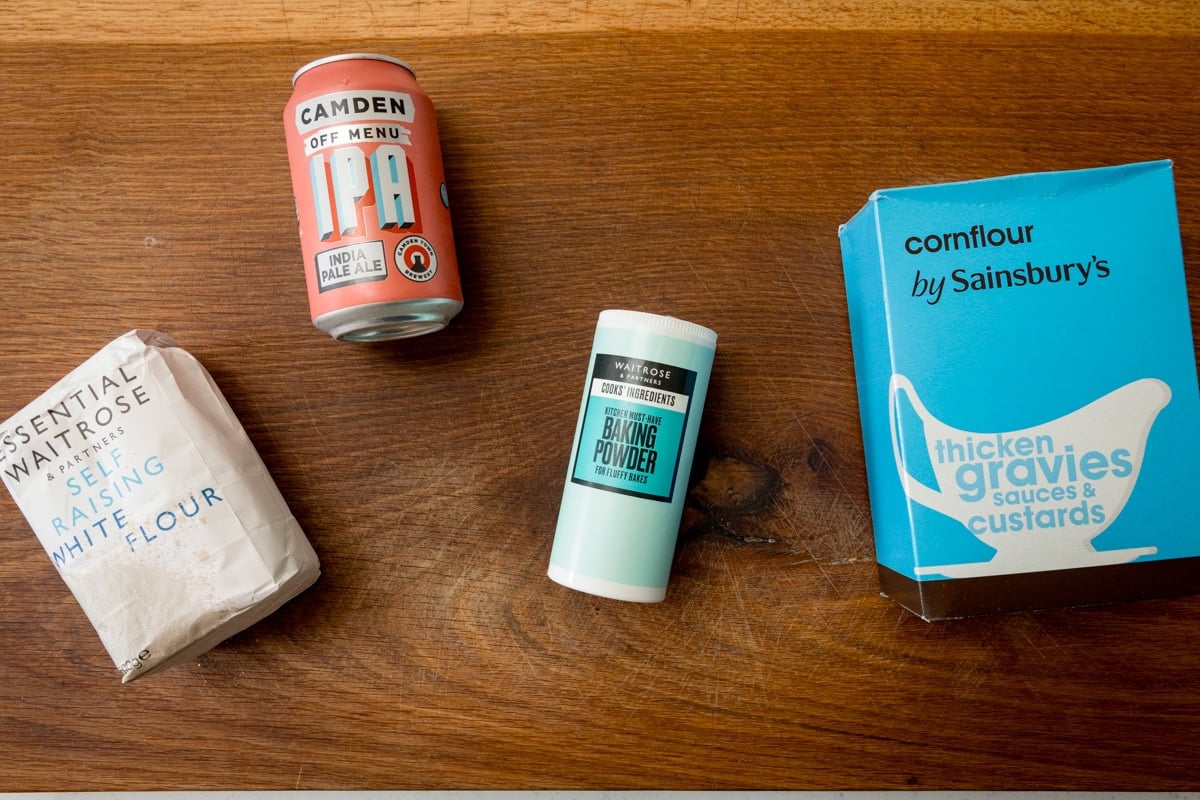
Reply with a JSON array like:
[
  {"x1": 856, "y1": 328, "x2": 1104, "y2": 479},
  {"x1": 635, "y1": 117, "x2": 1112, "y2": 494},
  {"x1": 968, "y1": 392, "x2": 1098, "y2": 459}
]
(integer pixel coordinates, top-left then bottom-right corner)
[{"x1": 0, "y1": 330, "x2": 320, "y2": 682}]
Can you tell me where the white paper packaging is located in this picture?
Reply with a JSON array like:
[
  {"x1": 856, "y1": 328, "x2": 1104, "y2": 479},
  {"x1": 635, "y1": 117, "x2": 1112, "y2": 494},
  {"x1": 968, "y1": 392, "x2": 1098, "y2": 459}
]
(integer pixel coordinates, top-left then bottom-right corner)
[{"x1": 0, "y1": 330, "x2": 320, "y2": 682}]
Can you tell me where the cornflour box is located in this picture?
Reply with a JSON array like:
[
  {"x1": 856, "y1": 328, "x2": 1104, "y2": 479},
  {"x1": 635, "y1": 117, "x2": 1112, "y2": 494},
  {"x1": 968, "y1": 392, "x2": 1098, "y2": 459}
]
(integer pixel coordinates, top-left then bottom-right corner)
[{"x1": 838, "y1": 160, "x2": 1200, "y2": 619}]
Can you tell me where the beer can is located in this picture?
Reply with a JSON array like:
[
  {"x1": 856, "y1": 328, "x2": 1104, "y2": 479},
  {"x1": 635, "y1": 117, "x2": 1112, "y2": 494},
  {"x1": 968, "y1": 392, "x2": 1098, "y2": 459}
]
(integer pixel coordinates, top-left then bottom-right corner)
[{"x1": 284, "y1": 54, "x2": 463, "y2": 341}]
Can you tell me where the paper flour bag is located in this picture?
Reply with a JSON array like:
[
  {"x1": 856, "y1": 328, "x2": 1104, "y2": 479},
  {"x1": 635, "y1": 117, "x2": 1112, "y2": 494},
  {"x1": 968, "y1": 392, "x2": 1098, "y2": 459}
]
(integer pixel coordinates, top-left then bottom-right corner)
[{"x1": 0, "y1": 330, "x2": 320, "y2": 682}]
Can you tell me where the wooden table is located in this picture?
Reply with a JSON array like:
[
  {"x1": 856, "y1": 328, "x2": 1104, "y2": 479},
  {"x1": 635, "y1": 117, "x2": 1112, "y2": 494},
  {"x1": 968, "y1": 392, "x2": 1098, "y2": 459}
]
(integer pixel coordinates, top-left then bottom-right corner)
[{"x1": 1, "y1": 1, "x2": 1198, "y2": 791}]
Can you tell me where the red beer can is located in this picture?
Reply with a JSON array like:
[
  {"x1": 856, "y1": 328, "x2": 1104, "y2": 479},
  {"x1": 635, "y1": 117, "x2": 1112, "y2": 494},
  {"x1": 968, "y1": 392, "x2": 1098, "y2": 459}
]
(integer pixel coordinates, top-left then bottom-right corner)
[{"x1": 284, "y1": 54, "x2": 463, "y2": 341}]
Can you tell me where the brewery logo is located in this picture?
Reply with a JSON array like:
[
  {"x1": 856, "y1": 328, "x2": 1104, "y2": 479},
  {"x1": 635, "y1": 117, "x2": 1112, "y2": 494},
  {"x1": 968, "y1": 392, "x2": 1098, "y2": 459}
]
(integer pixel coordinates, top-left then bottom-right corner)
[{"x1": 396, "y1": 236, "x2": 437, "y2": 282}]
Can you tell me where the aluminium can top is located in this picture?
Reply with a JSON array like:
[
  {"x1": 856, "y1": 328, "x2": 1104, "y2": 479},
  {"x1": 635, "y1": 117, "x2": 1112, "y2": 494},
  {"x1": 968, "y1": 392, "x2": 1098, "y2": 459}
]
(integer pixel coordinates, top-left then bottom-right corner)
[{"x1": 293, "y1": 53, "x2": 416, "y2": 86}]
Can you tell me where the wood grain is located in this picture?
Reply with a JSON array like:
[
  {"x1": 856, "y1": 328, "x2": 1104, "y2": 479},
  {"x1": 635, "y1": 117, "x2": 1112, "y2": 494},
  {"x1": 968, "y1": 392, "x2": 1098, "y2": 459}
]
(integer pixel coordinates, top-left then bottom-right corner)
[
  {"x1": 1, "y1": 0, "x2": 1198, "y2": 41},
  {"x1": 1, "y1": 16, "x2": 1199, "y2": 792}
]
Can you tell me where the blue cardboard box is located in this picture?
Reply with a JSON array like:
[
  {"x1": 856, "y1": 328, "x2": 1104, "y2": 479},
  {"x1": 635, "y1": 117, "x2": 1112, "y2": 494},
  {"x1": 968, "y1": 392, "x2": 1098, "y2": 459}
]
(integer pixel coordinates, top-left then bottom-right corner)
[{"x1": 839, "y1": 160, "x2": 1200, "y2": 619}]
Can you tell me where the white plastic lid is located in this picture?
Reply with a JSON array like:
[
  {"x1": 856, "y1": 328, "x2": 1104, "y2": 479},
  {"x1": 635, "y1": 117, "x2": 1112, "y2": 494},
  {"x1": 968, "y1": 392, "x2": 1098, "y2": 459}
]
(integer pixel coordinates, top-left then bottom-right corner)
[
  {"x1": 547, "y1": 564, "x2": 667, "y2": 603},
  {"x1": 293, "y1": 53, "x2": 415, "y2": 86},
  {"x1": 596, "y1": 309, "x2": 717, "y2": 349}
]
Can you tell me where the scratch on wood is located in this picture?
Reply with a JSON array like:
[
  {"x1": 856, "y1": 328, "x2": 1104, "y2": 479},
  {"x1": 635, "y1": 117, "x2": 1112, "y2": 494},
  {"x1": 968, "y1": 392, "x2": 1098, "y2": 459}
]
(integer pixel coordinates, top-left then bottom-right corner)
[
  {"x1": 681, "y1": 249, "x2": 718, "y2": 303},
  {"x1": 1027, "y1": 616, "x2": 1071, "y2": 659},
  {"x1": 799, "y1": 534, "x2": 838, "y2": 595},
  {"x1": 790, "y1": 409, "x2": 865, "y2": 516},
  {"x1": 1015, "y1": 622, "x2": 1047, "y2": 661},
  {"x1": 303, "y1": 394, "x2": 333, "y2": 448},
  {"x1": 764, "y1": 237, "x2": 820, "y2": 329},
  {"x1": 720, "y1": 550, "x2": 760, "y2": 652},
  {"x1": 279, "y1": 0, "x2": 292, "y2": 41}
]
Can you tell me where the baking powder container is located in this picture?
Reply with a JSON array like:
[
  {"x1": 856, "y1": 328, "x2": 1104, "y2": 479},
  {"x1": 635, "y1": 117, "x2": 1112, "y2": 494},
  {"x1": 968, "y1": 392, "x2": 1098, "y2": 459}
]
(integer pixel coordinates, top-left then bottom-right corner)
[{"x1": 549, "y1": 310, "x2": 717, "y2": 602}]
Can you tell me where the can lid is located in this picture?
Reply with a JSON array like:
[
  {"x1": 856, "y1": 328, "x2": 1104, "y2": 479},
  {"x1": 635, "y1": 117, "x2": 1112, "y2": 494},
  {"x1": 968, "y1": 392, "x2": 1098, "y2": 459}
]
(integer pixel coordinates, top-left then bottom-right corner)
[
  {"x1": 292, "y1": 53, "x2": 415, "y2": 86},
  {"x1": 597, "y1": 309, "x2": 718, "y2": 349}
]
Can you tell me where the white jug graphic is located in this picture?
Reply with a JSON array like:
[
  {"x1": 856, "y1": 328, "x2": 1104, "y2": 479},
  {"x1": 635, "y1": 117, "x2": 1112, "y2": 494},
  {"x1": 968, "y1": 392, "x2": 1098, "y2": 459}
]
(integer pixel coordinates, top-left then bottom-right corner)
[{"x1": 890, "y1": 374, "x2": 1170, "y2": 578}]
